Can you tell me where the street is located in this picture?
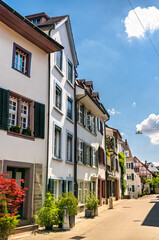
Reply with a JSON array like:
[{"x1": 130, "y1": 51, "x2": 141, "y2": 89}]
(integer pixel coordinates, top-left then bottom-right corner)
[{"x1": 20, "y1": 194, "x2": 159, "y2": 240}]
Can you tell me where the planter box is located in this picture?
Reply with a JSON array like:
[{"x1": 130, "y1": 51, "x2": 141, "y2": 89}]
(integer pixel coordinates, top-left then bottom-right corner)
[
  {"x1": 69, "y1": 215, "x2": 75, "y2": 228},
  {"x1": 85, "y1": 209, "x2": 94, "y2": 218}
]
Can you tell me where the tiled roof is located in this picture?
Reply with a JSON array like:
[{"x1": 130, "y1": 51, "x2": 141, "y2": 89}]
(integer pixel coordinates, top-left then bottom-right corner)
[{"x1": 41, "y1": 15, "x2": 68, "y2": 25}]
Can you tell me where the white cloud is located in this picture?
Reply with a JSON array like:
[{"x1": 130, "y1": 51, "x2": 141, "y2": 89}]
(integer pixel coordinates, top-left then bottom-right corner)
[
  {"x1": 136, "y1": 114, "x2": 159, "y2": 144},
  {"x1": 121, "y1": 132, "x2": 125, "y2": 136},
  {"x1": 108, "y1": 108, "x2": 121, "y2": 115},
  {"x1": 124, "y1": 6, "x2": 159, "y2": 38},
  {"x1": 132, "y1": 102, "x2": 136, "y2": 107},
  {"x1": 152, "y1": 161, "x2": 159, "y2": 167}
]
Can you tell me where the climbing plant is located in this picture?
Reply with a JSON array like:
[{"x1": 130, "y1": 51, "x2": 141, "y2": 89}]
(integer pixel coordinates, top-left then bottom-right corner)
[{"x1": 118, "y1": 152, "x2": 126, "y2": 196}]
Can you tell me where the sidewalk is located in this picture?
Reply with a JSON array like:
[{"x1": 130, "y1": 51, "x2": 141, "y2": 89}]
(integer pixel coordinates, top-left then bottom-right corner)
[{"x1": 10, "y1": 199, "x2": 128, "y2": 240}]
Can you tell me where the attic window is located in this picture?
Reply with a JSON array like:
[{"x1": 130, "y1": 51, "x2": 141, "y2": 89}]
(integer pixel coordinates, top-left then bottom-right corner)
[{"x1": 33, "y1": 18, "x2": 41, "y2": 24}]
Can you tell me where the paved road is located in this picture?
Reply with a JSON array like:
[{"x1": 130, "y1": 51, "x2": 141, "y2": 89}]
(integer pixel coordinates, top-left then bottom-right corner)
[{"x1": 21, "y1": 194, "x2": 159, "y2": 240}]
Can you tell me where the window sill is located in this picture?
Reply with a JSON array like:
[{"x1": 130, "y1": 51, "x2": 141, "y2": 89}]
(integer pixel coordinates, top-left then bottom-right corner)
[
  {"x1": 66, "y1": 79, "x2": 74, "y2": 88},
  {"x1": 66, "y1": 116, "x2": 74, "y2": 124},
  {"x1": 11, "y1": 67, "x2": 30, "y2": 78},
  {"x1": 53, "y1": 106, "x2": 63, "y2": 115},
  {"x1": 65, "y1": 160, "x2": 74, "y2": 165},
  {"x1": 54, "y1": 65, "x2": 64, "y2": 77},
  {"x1": 7, "y1": 131, "x2": 35, "y2": 141},
  {"x1": 52, "y1": 156, "x2": 63, "y2": 162},
  {"x1": 77, "y1": 162, "x2": 97, "y2": 169}
]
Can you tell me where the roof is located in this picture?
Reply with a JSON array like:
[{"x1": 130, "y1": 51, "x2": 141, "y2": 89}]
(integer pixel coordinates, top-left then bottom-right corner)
[
  {"x1": 27, "y1": 13, "x2": 79, "y2": 67},
  {"x1": 106, "y1": 126, "x2": 122, "y2": 140},
  {"x1": 134, "y1": 156, "x2": 157, "y2": 177},
  {"x1": 0, "y1": 1, "x2": 63, "y2": 53},
  {"x1": 76, "y1": 80, "x2": 110, "y2": 118},
  {"x1": 122, "y1": 140, "x2": 133, "y2": 158}
]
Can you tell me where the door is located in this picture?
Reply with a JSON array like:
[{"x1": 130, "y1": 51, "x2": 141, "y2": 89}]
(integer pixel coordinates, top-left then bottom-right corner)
[{"x1": 7, "y1": 167, "x2": 25, "y2": 219}]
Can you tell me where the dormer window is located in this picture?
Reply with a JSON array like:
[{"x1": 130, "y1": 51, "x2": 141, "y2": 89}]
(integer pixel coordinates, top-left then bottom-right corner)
[{"x1": 33, "y1": 18, "x2": 41, "y2": 24}]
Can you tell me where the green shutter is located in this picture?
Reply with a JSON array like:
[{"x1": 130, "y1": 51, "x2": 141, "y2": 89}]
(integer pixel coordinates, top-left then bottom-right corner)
[
  {"x1": 131, "y1": 162, "x2": 134, "y2": 169},
  {"x1": 63, "y1": 180, "x2": 67, "y2": 193},
  {"x1": 0, "y1": 88, "x2": 9, "y2": 131},
  {"x1": 83, "y1": 142, "x2": 87, "y2": 165},
  {"x1": 34, "y1": 102, "x2": 45, "y2": 139},
  {"x1": 90, "y1": 146, "x2": 93, "y2": 167},
  {"x1": 132, "y1": 173, "x2": 134, "y2": 181},
  {"x1": 132, "y1": 185, "x2": 135, "y2": 192},
  {"x1": 95, "y1": 150, "x2": 98, "y2": 168},
  {"x1": 49, "y1": 179, "x2": 54, "y2": 194},
  {"x1": 76, "y1": 139, "x2": 79, "y2": 162}
]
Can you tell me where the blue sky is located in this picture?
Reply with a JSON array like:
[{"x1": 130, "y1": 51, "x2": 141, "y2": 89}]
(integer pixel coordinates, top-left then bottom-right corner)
[{"x1": 5, "y1": 0, "x2": 159, "y2": 164}]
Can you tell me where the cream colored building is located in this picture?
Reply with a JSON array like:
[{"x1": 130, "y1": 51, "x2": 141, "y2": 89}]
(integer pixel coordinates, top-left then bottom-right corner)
[{"x1": 0, "y1": 2, "x2": 62, "y2": 224}]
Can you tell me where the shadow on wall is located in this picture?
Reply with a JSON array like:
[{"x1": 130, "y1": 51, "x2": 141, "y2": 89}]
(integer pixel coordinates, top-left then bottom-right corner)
[{"x1": 142, "y1": 196, "x2": 159, "y2": 227}]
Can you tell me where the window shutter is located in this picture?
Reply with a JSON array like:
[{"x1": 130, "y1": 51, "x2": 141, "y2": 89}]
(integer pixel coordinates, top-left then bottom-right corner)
[
  {"x1": 0, "y1": 88, "x2": 9, "y2": 130},
  {"x1": 81, "y1": 105, "x2": 85, "y2": 126},
  {"x1": 63, "y1": 180, "x2": 67, "y2": 193},
  {"x1": 90, "y1": 115, "x2": 93, "y2": 132},
  {"x1": 83, "y1": 142, "x2": 87, "y2": 165},
  {"x1": 98, "y1": 147, "x2": 101, "y2": 163},
  {"x1": 131, "y1": 173, "x2": 134, "y2": 181},
  {"x1": 97, "y1": 118, "x2": 100, "y2": 131},
  {"x1": 131, "y1": 162, "x2": 133, "y2": 169},
  {"x1": 83, "y1": 106, "x2": 86, "y2": 126},
  {"x1": 76, "y1": 139, "x2": 79, "y2": 162},
  {"x1": 94, "y1": 117, "x2": 97, "y2": 134},
  {"x1": 49, "y1": 179, "x2": 54, "y2": 194},
  {"x1": 132, "y1": 185, "x2": 135, "y2": 192},
  {"x1": 90, "y1": 146, "x2": 93, "y2": 167},
  {"x1": 34, "y1": 102, "x2": 45, "y2": 139},
  {"x1": 89, "y1": 182, "x2": 92, "y2": 193},
  {"x1": 95, "y1": 150, "x2": 98, "y2": 168}
]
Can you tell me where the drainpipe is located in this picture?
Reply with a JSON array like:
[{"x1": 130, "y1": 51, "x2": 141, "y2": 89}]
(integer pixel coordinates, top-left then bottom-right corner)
[
  {"x1": 74, "y1": 91, "x2": 87, "y2": 198},
  {"x1": 46, "y1": 24, "x2": 55, "y2": 194},
  {"x1": 105, "y1": 118, "x2": 109, "y2": 204}
]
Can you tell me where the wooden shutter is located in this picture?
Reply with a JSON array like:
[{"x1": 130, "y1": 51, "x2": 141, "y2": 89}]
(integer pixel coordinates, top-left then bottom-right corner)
[
  {"x1": 81, "y1": 105, "x2": 85, "y2": 126},
  {"x1": 83, "y1": 142, "x2": 87, "y2": 165},
  {"x1": 131, "y1": 173, "x2": 134, "y2": 180},
  {"x1": 131, "y1": 162, "x2": 134, "y2": 169},
  {"x1": 76, "y1": 139, "x2": 79, "y2": 162},
  {"x1": 95, "y1": 150, "x2": 98, "y2": 168},
  {"x1": 90, "y1": 146, "x2": 93, "y2": 167},
  {"x1": 49, "y1": 179, "x2": 54, "y2": 194},
  {"x1": 98, "y1": 147, "x2": 101, "y2": 163},
  {"x1": 0, "y1": 88, "x2": 9, "y2": 130},
  {"x1": 132, "y1": 185, "x2": 135, "y2": 192},
  {"x1": 63, "y1": 180, "x2": 67, "y2": 193},
  {"x1": 34, "y1": 102, "x2": 45, "y2": 139},
  {"x1": 83, "y1": 106, "x2": 86, "y2": 127}
]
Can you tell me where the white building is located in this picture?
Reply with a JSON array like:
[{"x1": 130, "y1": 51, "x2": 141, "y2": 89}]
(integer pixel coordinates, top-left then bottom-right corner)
[
  {"x1": 26, "y1": 13, "x2": 79, "y2": 197},
  {"x1": 0, "y1": 2, "x2": 62, "y2": 223},
  {"x1": 75, "y1": 80, "x2": 109, "y2": 206},
  {"x1": 146, "y1": 162, "x2": 159, "y2": 175}
]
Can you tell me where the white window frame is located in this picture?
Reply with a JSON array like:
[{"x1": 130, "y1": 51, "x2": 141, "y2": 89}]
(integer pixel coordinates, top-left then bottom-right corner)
[
  {"x1": 9, "y1": 98, "x2": 17, "y2": 128},
  {"x1": 55, "y1": 51, "x2": 63, "y2": 72},
  {"x1": 21, "y1": 102, "x2": 28, "y2": 129},
  {"x1": 53, "y1": 124, "x2": 62, "y2": 160},
  {"x1": 67, "y1": 58, "x2": 74, "y2": 85},
  {"x1": 66, "y1": 131, "x2": 73, "y2": 163},
  {"x1": 92, "y1": 147, "x2": 96, "y2": 167},
  {"x1": 78, "y1": 139, "x2": 83, "y2": 163},
  {"x1": 67, "y1": 96, "x2": 73, "y2": 120}
]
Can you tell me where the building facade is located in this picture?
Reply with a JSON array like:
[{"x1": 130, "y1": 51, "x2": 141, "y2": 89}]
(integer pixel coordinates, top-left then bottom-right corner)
[
  {"x1": 26, "y1": 13, "x2": 79, "y2": 197},
  {"x1": 75, "y1": 80, "x2": 109, "y2": 205},
  {"x1": 0, "y1": 1, "x2": 62, "y2": 224}
]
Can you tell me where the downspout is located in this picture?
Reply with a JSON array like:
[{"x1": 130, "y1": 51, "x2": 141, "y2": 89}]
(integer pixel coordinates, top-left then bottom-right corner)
[
  {"x1": 74, "y1": 91, "x2": 87, "y2": 198},
  {"x1": 105, "y1": 117, "x2": 110, "y2": 204},
  {"x1": 46, "y1": 24, "x2": 55, "y2": 194}
]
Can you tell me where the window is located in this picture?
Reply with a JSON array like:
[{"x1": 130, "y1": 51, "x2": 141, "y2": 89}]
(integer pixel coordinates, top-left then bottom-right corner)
[
  {"x1": 134, "y1": 167, "x2": 139, "y2": 172},
  {"x1": 92, "y1": 116, "x2": 96, "y2": 134},
  {"x1": 54, "y1": 180, "x2": 60, "y2": 199},
  {"x1": 78, "y1": 139, "x2": 83, "y2": 163},
  {"x1": 21, "y1": 103, "x2": 28, "y2": 129},
  {"x1": 55, "y1": 84, "x2": 62, "y2": 110},
  {"x1": 68, "y1": 60, "x2": 73, "y2": 83},
  {"x1": 78, "y1": 182, "x2": 83, "y2": 203},
  {"x1": 67, "y1": 133, "x2": 73, "y2": 162},
  {"x1": 126, "y1": 163, "x2": 131, "y2": 169},
  {"x1": 33, "y1": 19, "x2": 41, "y2": 24},
  {"x1": 86, "y1": 111, "x2": 91, "y2": 130},
  {"x1": 92, "y1": 147, "x2": 96, "y2": 167},
  {"x1": 56, "y1": 51, "x2": 62, "y2": 71},
  {"x1": 127, "y1": 174, "x2": 131, "y2": 180},
  {"x1": 79, "y1": 104, "x2": 84, "y2": 124},
  {"x1": 84, "y1": 182, "x2": 89, "y2": 197},
  {"x1": 127, "y1": 185, "x2": 132, "y2": 192},
  {"x1": 54, "y1": 125, "x2": 62, "y2": 159},
  {"x1": 86, "y1": 144, "x2": 90, "y2": 165},
  {"x1": 67, "y1": 97, "x2": 73, "y2": 120},
  {"x1": 9, "y1": 98, "x2": 17, "y2": 127},
  {"x1": 12, "y1": 43, "x2": 31, "y2": 77}
]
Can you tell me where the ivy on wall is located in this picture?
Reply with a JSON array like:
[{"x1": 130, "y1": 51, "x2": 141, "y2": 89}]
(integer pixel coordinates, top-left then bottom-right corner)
[{"x1": 118, "y1": 152, "x2": 126, "y2": 196}]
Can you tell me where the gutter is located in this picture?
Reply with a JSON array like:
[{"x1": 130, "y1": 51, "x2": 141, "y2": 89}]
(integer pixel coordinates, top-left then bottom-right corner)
[
  {"x1": 74, "y1": 91, "x2": 87, "y2": 198},
  {"x1": 46, "y1": 23, "x2": 55, "y2": 194},
  {"x1": 105, "y1": 116, "x2": 110, "y2": 205}
]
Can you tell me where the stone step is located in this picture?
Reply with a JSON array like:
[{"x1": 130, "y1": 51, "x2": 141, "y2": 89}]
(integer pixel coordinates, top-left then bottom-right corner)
[{"x1": 13, "y1": 224, "x2": 38, "y2": 235}]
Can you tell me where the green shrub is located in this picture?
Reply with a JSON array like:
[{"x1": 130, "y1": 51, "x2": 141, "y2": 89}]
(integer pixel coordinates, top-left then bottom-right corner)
[
  {"x1": 22, "y1": 127, "x2": 31, "y2": 136},
  {"x1": 85, "y1": 192, "x2": 99, "y2": 210},
  {"x1": 34, "y1": 192, "x2": 60, "y2": 230},
  {"x1": 10, "y1": 125, "x2": 21, "y2": 133},
  {"x1": 57, "y1": 192, "x2": 78, "y2": 220},
  {"x1": 0, "y1": 214, "x2": 19, "y2": 240}
]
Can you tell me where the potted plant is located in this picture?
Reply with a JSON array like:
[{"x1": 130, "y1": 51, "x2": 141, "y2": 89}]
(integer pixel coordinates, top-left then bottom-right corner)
[
  {"x1": 85, "y1": 192, "x2": 99, "y2": 218},
  {"x1": 57, "y1": 192, "x2": 78, "y2": 228},
  {"x1": 10, "y1": 125, "x2": 21, "y2": 133},
  {"x1": 35, "y1": 192, "x2": 60, "y2": 230},
  {"x1": 22, "y1": 127, "x2": 31, "y2": 136}
]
